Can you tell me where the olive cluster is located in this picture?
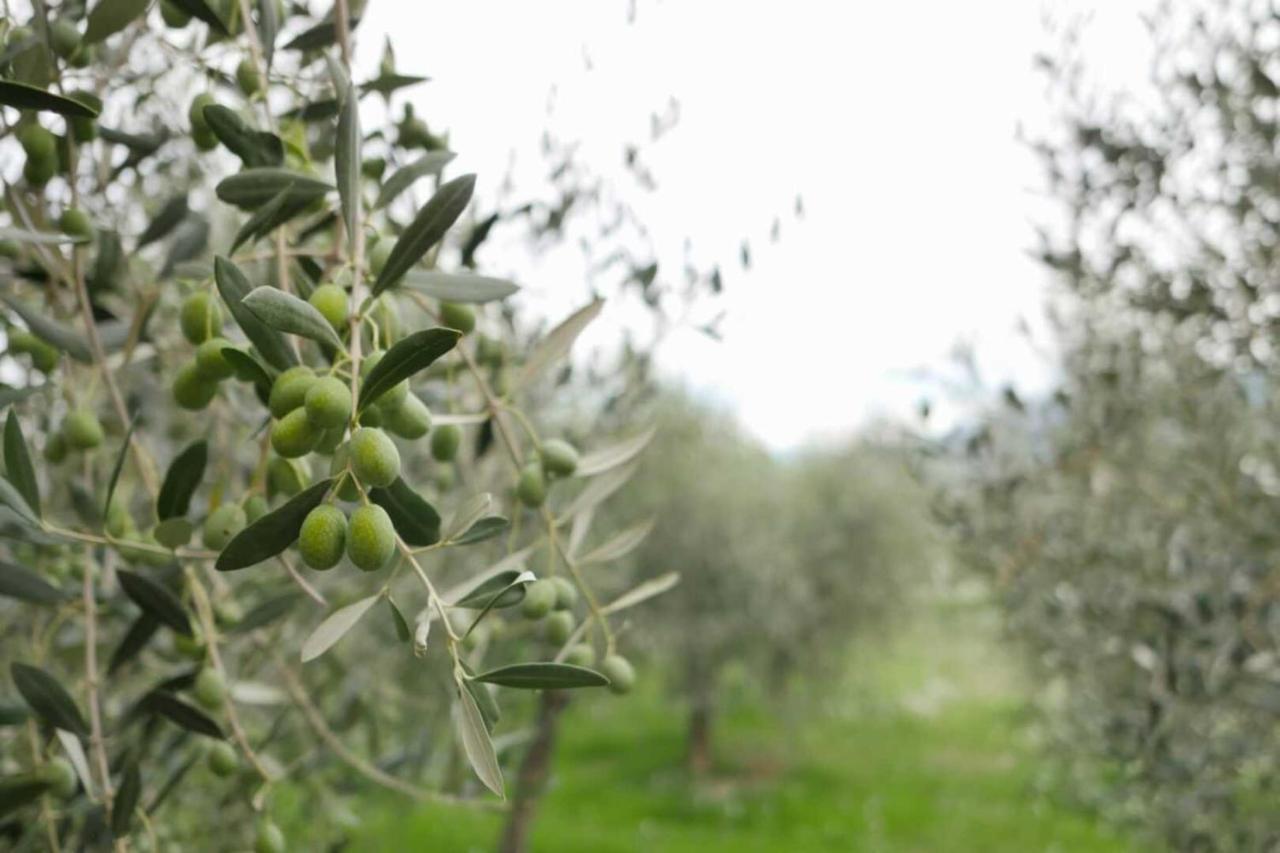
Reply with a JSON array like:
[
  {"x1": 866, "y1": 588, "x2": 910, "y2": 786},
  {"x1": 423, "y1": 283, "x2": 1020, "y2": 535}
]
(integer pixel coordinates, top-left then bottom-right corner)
[
  {"x1": 172, "y1": 291, "x2": 234, "y2": 410},
  {"x1": 13, "y1": 92, "x2": 99, "y2": 188},
  {"x1": 518, "y1": 565, "x2": 634, "y2": 695}
]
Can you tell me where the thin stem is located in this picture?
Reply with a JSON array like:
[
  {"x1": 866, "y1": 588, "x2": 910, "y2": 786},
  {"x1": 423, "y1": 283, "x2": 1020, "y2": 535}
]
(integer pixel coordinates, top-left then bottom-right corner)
[{"x1": 81, "y1": 549, "x2": 113, "y2": 823}]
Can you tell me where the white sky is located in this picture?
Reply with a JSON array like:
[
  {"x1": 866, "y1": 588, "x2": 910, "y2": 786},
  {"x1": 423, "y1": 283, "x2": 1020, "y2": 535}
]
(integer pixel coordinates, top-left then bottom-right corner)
[{"x1": 355, "y1": 0, "x2": 1156, "y2": 451}]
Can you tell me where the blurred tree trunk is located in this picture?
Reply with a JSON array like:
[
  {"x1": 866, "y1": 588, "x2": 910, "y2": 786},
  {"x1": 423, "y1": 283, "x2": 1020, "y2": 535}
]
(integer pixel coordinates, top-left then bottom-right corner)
[
  {"x1": 686, "y1": 663, "x2": 716, "y2": 775},
  {"x1": 497, "y1": 690, "x2": 569, "y2": 853}
]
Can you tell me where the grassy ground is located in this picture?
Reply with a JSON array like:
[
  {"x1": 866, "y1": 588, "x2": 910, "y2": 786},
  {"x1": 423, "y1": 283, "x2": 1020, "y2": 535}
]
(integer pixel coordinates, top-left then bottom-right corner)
[{"x1": 351, "y1": 595, "x2": 1144, "y2": 852}]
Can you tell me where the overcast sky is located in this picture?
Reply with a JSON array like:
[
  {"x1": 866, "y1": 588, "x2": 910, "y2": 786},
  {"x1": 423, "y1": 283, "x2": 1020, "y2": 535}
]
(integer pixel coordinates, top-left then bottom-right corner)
[{"x1": 355, "y1": 0, "x2": 1155, "y2": 450}]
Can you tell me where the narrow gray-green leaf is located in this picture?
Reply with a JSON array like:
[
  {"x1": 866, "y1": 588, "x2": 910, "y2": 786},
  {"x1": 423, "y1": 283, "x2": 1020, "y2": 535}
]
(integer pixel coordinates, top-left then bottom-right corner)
[
  {"x1": 301, "y1": 594, "x2": 379, "y2": 662},
  {"x1": 0, "y1": 777, "x2": 51, "y2": 818},
  {"x1": 443, "y1": 493, "x2": 493, "y2": 542},
  {"x1": 109, "y1": 615, "x2": 159, "y2": 674},
  {"x1": 0, "y1": 226, "x2": 90, "y2": 245},
  {"x1": 518, "y1": 299, "x2": 604, "y2": 388},
  {"x1": 84, "y1": 0, "x2": 150, "y2": 44},
  {"x1": 361, "y1": 73, "x2": 430, "y2": 97},
  {"x1": 215, "y1": 169, "x2": 332, "y2": 210},
  {"x1": 202, "y1": 105, "x2": 284, "y2": 168},
  {"x1": 214, "y1": 256, "x2": 298, "y2": 371},
  {"x1": 558, "y1": 461, "x2": 638, "y2": 521},
  {"x1": 283, "y1": 15, "x2": 359, "y2": 51},
  {"x1": 371, "y1": 174, "x2": 476, "y2": 296},
  {"x1": 472, "y1": 662, "x2": 608, "y2": 690},
  {"x1": 0, "y1": 81, "x2": 99, "y2": 117},
  {"x1": 374, "y1": 151, "x2": 455, "y2": 209},
  {"x1": 1, "y1": 296, "x2": 92, "y2": 362},
  {"x1": 168, "y1": 0, "x2": 228, "y2": 34},
  {"x1": 403, "y1": 270, "x2": 519, "y2": 304},
  {"x1": 387, "y1": 597, "x2": 411, "y2": 643},
  {"x1": 216, "y1": 478, "x2": 333, "y2": 571},
  {"x1": 4, "y1": 411, "x2": 39, "y2": 519},
  {"x1": 118, "y1": 570, "x2": 192, "y2": 636},
  {"x1": 335, "y1": 83, "x2": 361, "y2": 256},
  {"x1": 0, "y1": 559, "x2": 65, "y2": 604},
  {"x1": 111, "y1": 760, "x2": 141, "y2": 838},
  {"x1": 578, "y1": 518, "x2": 654, "y2": 565},
  {"x1": 357, "y1": 327, "x2": 460, "y2": 409},
  {"x1": 156, "y1": 440, "x2": 207, "y2": 521},
  {"x1": 135, "y1": 195, "x2": 188, "y2": 249},
  {"x1": 103, "y1": 416, "x2": 138, "y2": 520},
  {"x1": 453, "y1": 569, "x2": 531, "y2": 609},
  {"x1": 575, "y1": 426, "x2": 656, "y2": 477},
  {"x1": 257, "y1": 0, "x2": 278, "y2": 69},
  {"x1": 229, "y1": 183, "x2": 311, "y2": 252},
  {"x1": 11, "y1": 663, "x2": 88, "y2": 736},
  {"x1": 453, "y1": 683, "x2": 504, "y2": 798},
  {"x1": 0, "y1": 477, "x2": 39, "y2": 526},
  {"x1": 451, "y1": 516, "x2": 509, "y2": 547},
  {"x1": 601, "y1": 571, "x2": 680, "y2": 615},
  {"x1": 369, "y1": 478, "x2": 440, "y2": 547},
  {"x1": 141, "y1": 692, "x2": 223, "y2": 738},
  {"x1": 242, "y1": 286, "x2": 344, "y2": 350}
]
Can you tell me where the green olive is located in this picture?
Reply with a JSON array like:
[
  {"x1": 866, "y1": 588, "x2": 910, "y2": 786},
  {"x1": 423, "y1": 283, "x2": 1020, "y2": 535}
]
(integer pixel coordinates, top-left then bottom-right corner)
[
  {"x1": 540, "y1": 439, "x2": 579, "y2": 479},
  {"x1": 439, "y1": 302, "x2": 475, "y2": 334},
  {"x1": 49, "y1": 19, "x2": 81, "y2": 60},
  {"x1": 368, "y1": 239, "x2": 392, "y2": 276},
  {"x1": 299, "y1": 504, "x2": 347, "y2": 570},
  {"x1": 315, "y1": 426, "x2": 345, "y2": 455},
  {"x1": 349, "y1": 427, "x2": 400, "y2": 488},
  {"x1": 195, "y1": 337, "x2": 236, "y2": 381},
  {"x1": 476, "y1": 335, "x2": 506, "y2": 367},
  {"x1": 23, "y1": 154, "x2": 55, "y2": 186},
  {"x1": 193, "y1": 126, "x2": 219, "y2": 151},
  {"x1": 28, "y1": 338, "x2": 59, "y2": 374},
  {"x1": 180, "y1": 291, "x2": 222, "y2": 345},
  {"x1": 207, "y1": 741, "x2": 238, "y2": 777},
  {"x1": 188, "y1": 93, "x2": 215, "y2": 134},
  {"x1": 255, "y1": 819, "x2": 285, "y2": 853},
  {"x1": 59, "y1": 207, "x2": 93, "y2": 240},
  {"x1": 521, "y1": 578, "x2": 557, "y2": 620},
  {"x1": 19, "y1": 124, "x2": 56, "y2": 162},
  {"x1": 43, "y1": 757, "x2": 78, "y2": 799},
  {"x1": 551, "y1": 576, "x2": 578, "y2": 611},
  {"x1": 268, "y1": 366, "x2": 316, "y2": 418},
  {"x1": 304, "y1": 376, "x2": 352, "y2": 429},
  {"x1": 358, "y1": 404, "x2": 383, "y2": 427},
  {"x1": 516, "y1": 463, "x2": 546, "y2": 508},
  {"x1": 63, "y1": 409, "x2": 104, "y2": 450},
  {"x1": 66, "y1": 92, "x2": 101, "y2": 143},
  {"x1": 174, "y1": 629, "x2": 206, "y2": 660},
  {"x1": 243, "y1": 494, "x2": 269, "y2": 523},
  {"x1": 203, "y1": 503, "x2": 247, "y2": 550},
  {"x1": 236, "y1": 58, "x2": 262, "y2": 96},
  {"x1": 431, "y1": 423, "x2": 461, "y2": 462},
  {"x1": 271, "y1": 408, "x2": 319, "y2": 458},
  {"x1": 105, "y1": 501, "x2": 134, "y2": 539},
  {"x1": 308, "y1": 283, "x2": 348, "y2": 331},
  {"x1": 173, "y1": 361, "x2": 219, "y2": 410},
  {"x1": 192, "y1": 667, "x2": 227, "y2": 711},
  {"x1": 43, "y1": 432, "x2": 68, "y2": 464},
  {"x1": 268, "y1": 457, "x2": 308, "y2": 498},
  {"x1": 544, "y1": 610, "x2": 574, "y2": 645},
  {"x1": 362, "y1": 157, "x2": 387, "y2": 180},
  {"x1": 600, "y1": 654, "x2": 636, "y2": 695},
  {"x1": 433, "y1": 462, "x2": 455, "y2": 491},
  {"x1": 347, "y1": 504, "x2": 396, "y2": 571},
  {"x1": 382, "y1": 394, "x2": 432, "y2": 440},
  {"x1": 563, "y1": 643, "x2": 595, "y2": 668}
]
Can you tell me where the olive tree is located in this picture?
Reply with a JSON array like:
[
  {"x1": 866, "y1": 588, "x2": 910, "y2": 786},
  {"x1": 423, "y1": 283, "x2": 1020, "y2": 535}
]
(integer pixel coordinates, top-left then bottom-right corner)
[{"x1": 0, "y1": 2, "x2": 688, "y2": 849}]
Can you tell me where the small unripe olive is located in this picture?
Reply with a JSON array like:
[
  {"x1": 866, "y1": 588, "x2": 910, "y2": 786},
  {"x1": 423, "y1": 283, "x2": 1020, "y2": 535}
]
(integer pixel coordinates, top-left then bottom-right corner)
[
  {"x1": 19, "y1": 124, "x2": 56, "y2": 162},
  {"x1": 207, "y1": 741, "x2": 238, "y2": 777},
  {"x1": 180, "y1": 291, "x2": 222, "y2": 345},
  {"x1": 6, "y1": 328, "x2": 34, "y2": 353},
  {"x1": 382, "y1": 394, "x2": 432, "y2": 440},
  {"x1": 203, "y1": 503, "x2": 247, "y2": 550},
  {"x1": 173, "y1": 361, "x2": 218, "y2": 410},
  {"x1": 563, "y1": 643, "x2": 595, "y2": 668},
  {"x1": 43, "y1": 758, "x2": 78, "y2": 799},
  {"x1": 516, "y1": 463, "x2": 546, "y2": 508},
  {"x1": 304, "y1": 376, "x2": 351, "y2": 429},
  {"x1": 521, "y1": 579, "x2": 557, "y2": 620},
  {"x1": 349, "y1": 427, "x2": 400, "y2": 488},
  {"x1": 69, "y1": 43, "x2": 94, "y2": 68},
  {"x1": 360, "y1": 351, "x2": 408, "y2": 409},
  {"x1": 192, "y1": 667, "x2": 226, "y2": 711},
  {"x1": 476, "y1": 335, "x2": 506, "y2": 367},
  {"x1": 214, "y1": 598, "x2": 243, "y2": 626},
  {"x1": 600, "y1": 654, "x2": 636, "y2": 695},
  {"x1": 540, "y1": 439, "x2": 579, "y2": 478},
  {"x1": 236, "y1": 58, "x2": 262, "y2": 96},
  {"x1": 28, "y1": 339, "x2": 59, "y2": 374},
  {"x1": 193, "y1": 126, "x2": 218, "y2": 151},
  {"x1": 439, "y1": 302, "x2": 475, "y2": 334},
  {"x1": 244, "y1": 494, "x2": 269, "y2": 523},
  {"x1": 431, "y1": 423, "x2": 461, "y2": 461},
  {"x1": 308, "y1": 283, "x2": 348, "y2": 331},
  {"x1": 174, "y1": 630, "x2": 206, "y2": 660},
  {"x1": 255, "y1": 819, "x2": 285, "y2": 853},
  {"x1": 544, "y1": 610, "x2": 574, "y2": 645},
  {"x1": 105, "y1": 501, "x2": 133, "y2": 539},
  {"x1": 433, "y1": 463, "x2": 456, "y2": 491},
  {"x1": 371, "y1": 298, "x2": 401, "y2": 346},
  {"x1": 268, "y1": 457, "x2": 308, "y2": 498},
  {"x1": 347, "y1": 504, "x2": 396, "y2": 571},
  {"x1": 43, "y1": 432, "x2": 68, "y2": 464},
  {"x1": 189, "y1": 93, "x2": 215, "y2": 134},
  {"x1": 49, "y1": 19, "x2": 81, "y2": 59},
  {"x1": 368, "y1": 240, "x2": 392, "y2": 276},
  {"x1": 299, "y1": 504, "x2": 346, "y2": 570},
  {"x1": 358, "y1": 405, "x2": 383, "y2": 427},
  {"x1": 551, "y1": 576, "x2": 578, "y2": 611},
  {"x1": 64, "y1": 93, "x2": 102, "y2": 143},
  {"x1": 268, "y1": 366, "x2": 316, "y2": 418},
  {"x1": 271, "y1": 408, "x2": 319, "y2": 458},
  {"x1": 315, "y1": 426, "x2": 345, "y2": 454},
  {"x1": 59, "y1": 207, "x2": 93, "y2": 240},
  {"x1": 161, "y1": 0, "x2": 192, "y2": 27},
  {"x1": 362, "y1": 157, "x2": 387, "y2": 180},
  {"x1": 63, "y1": 409, "x2": 104, "y2": 450},
  {"x1": 23, "y1": 154, "x2": 55, "y2": 186},
  {"x1": 195, "y1": 337, "x2": 235, "y2": 381}
]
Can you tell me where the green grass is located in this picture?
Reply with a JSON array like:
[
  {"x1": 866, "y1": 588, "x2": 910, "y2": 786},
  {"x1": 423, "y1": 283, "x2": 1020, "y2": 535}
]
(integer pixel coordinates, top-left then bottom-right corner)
[{"x1": 350, "y1": 598, "x2": 1145, "y2": 852}]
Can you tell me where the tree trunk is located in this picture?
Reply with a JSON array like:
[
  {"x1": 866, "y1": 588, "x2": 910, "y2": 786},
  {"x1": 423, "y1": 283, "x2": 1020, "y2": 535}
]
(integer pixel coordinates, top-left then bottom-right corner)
[
  {"x1": 686, "y1": 699, "x2": 713, "y2": 776},
  {"x1": 496, "y1": 690, "x2": 569, "y2": 853}
]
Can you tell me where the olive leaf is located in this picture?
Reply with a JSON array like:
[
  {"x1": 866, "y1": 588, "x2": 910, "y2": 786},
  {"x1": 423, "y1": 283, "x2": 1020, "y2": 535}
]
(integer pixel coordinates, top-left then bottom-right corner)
[
  {"x1": 0, "y1": 777, "x2": 51, "y2": 819},
  {"x1": 471, "y1": 662, "x2": 609, "y2": 690},
  {"x1": 558, "y1": 461, "x2": 639, "y2": 521},
  {"x1": 140, "y1": 692, "x2": 223, "y2": 738},
  {"x1": 578, "y1": 518, "x2": 655, "y2": 565},
  {"x1": 55, "y1": 729, "x2": 93, "y2": 800},
  {"x1": 109, "y1": 614, "x2": 159, "y2": 674},
  {"x1": 369, "y1": 478, "x2": 441, "y2": 547},
  {"x1": 88, "y1": 229, "x2": 124, "y2": 291},
  {"x1": 518, "y1": 298, "x2": 604, "y2": 389},
  {"x1": 0, "y1": 80, "x2": 99, "y2": 117},
  {"x1": 357, "y1": 327, "x2": 460, "y2": 410},
  {"x1": 221, "y1": 347, "x2": 273, "y2": 392},
  {"x1": 4, "y1": 411, "x2": 40, "y2": 519},
  {"x1": 11, "y1": 663, "x2": 89, "y2": 736},
  {"x1": 371, "y1": 174, "x2": 476, "y2": 296},
  {"x1": 160, "y1": 215, "x2": 210, "y2": 278},
  {"x1": 601, "y1": 571, "x2": 680, "y2": 615},
  {"x1": 201, "y1": 105, "x2": 284, "y2": 168},
  {"x1": 462, "y1": 664, "x2": 501, "y2": 731},
  {"x1": 156, "y1": 440, "x2": 206, "y2": 521},
  {"x1": 118, "y1": 570, "x2": 193, "y2": 636},
  {"x1": 452, "y1": 681, "x2": 504, "y2": 798},
  {"x1": 112, "y1": 760, "x2": 141, "y2": 838},
  {"x1": 387, "y1": 597, "x2": 411, "y2": 643},
  {"x1": 374, "y1": 151, "x2": 455, "y2": 209},
  {"x1": 103, "y1": 415, "x2": 138, "y2": 519},
  {"x1": 242, "y1": 286, "x2": 344, "y2": 350},
  {"x1": 84, "y1": 0, "x2": 149, "y2": 44},
  {"x1": 257, "y1": 0, "x2": 278, "y2": 69},
  {"x1": 168, "y1": 0, "x2": 228, "y2": 33},
  {"x1": 214, "y1": 256, "x2": 298, "y2": 371},
  {"x1": 451, "y1": 516, "x2": 509, "y2": 547},
  {"x1": 283, "y1": 15, "x2": 360, "y2": 51},
  {"x1": 216, "y1": 478, "x2": 334, "y2": 571},
  {"x1": 0, "y1": 559, "x2": 65, "y2": 604},
  {"x1": 0, "y1": 477, "x2": 39, "y2": 527},
  {"x1": 443, "y1": 493, "x2": 494, "y2": 541},
  {"x1": 230, "y1": 182, "x2": 312, "y2": 252},
  {"x1": 135, "y1": 195, "x2": 188, "y2": 249},
  {"x1": 335, "y1": 80, "x2": 361, "y2": 255},
  {"x1": 300, "y1": 594, "x2": 379, "y2": 662},
  {"x1": 402, "y1": 270, "x2": 519, "y2": 304},
  {"x1": 1, "y1": 296, "x2": 93, "y2": 362},
  {"x1": 215, "y1": 169, "x2": 332, "y2": 210},
  {"x1": 0, "y1": 226, "x2": 90, "y2": 245},
  {"x1": 361, "y1": 73, "x2": 429, "y2": 97},
  {"x1": 453, "y1": 569, "x2": 532, "y2": 609},
  {"x1": 460, "y1": 571, "x2": 535, "y2": 638},
  {"x1": 229, "y1": 592, "x2": 300, "y2": 633}
]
